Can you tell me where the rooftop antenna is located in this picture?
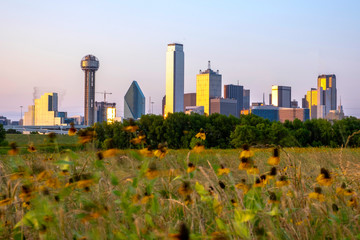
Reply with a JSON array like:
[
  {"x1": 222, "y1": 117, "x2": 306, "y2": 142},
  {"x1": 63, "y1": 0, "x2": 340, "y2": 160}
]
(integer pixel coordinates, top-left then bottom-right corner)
[
  {"x1": 237, "y1": 80, "x2": 239, "y2": 86},
  {"x1": 208, "y1": 60, "x2": 211, "y2": 70}
]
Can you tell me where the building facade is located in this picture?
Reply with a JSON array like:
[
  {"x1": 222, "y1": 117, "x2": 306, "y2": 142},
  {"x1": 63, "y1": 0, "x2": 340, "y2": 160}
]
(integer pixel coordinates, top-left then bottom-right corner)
[
  {"x1": 271, "y1": 85, "x2": 291, "y2": 108},
  {"x1": 243, "y1": 89, "x2": 250, "y2": 110},
  {"x1": 81, "y1": 55, "x2": 99, "y2": 126},
  {"x1": 165, "y1": 43, "x2": 184, "y2": 115},
  {"x1": 210, "y1": 98, "x2": 237, "y2": 117},
  {"x1": 251, "y1": 105, "x2": 279, "y2": 122},
  {"x1": 278, "y1": 108, "x2": 310, "y2": 122},
  {"x1": 184, "y1": 93, "x2": 196, "y2": 112},
  {"x1": 196, "y1": 62, "x2": 222, "y2": 115},
  {"x1": 124, "y1": 81, "x2": 145, "y2": 119},
  {"x1": 95, "y1": 102, "x2": 116, "y2": 123},
  {"x1": 224, "y1": 84, "x2": 243, "y2": 117},
  {"x1": 23, "y1": 93, "x2": 63, "y2": 126}
]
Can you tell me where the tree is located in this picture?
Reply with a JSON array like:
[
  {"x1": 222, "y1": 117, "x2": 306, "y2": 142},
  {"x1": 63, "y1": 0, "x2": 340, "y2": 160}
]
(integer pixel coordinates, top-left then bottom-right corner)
[{"x1": 0, "y1": 124, "x2": 5, "y2": 145}]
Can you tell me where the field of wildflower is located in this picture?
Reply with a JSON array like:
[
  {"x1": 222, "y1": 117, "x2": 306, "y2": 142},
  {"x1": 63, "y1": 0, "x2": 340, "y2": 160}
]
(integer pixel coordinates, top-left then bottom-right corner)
[{"x1": 1, "y1": 132, "x2": 360, "y2": 239}]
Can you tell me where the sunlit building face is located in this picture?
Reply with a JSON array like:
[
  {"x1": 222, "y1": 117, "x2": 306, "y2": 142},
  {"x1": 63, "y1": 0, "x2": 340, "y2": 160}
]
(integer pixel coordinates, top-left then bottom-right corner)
[{"x1": 165, "y1": 43, "x2": 184, "y2": 115}]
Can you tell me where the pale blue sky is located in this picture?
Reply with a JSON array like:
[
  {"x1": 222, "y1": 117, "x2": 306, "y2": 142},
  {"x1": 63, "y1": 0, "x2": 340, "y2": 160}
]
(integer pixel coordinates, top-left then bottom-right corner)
[{"x1": 1, "y1": 0, "x2": 359, "y2": 120}]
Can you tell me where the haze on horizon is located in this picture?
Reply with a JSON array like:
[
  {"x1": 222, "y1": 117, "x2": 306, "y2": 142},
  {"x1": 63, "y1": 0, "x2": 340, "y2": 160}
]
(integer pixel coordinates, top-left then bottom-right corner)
[{"x1": 1, "y1": 0, "x2": 359, "y2": 121}]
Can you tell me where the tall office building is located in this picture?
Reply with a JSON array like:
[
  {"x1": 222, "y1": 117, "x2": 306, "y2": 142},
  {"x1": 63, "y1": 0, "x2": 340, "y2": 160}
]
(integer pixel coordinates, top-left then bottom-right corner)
[
  {"x1": 317, "y1": 74, "x2": 337, "y2": 111},
  {"x1": 271, "y1": 85, "x2": 291, "y2": 108},
  {"x1": 210, "y1": 98, "x2": 237, "y2": 117},
  {"x1": 124, "y1": 81, "x2": 145, "y2": 119},
  {"x1": 196, "y1": 61, "x2": 222, "y2": 115},
  {"x1": 224, "y1": 84, "x2": 243, "y2": 117},
  {"x1": 95, "y1": 102, "x2": 116, "y2": 123},
  {"x1": 81, "y1": 55, "x2": 99, "y2": 126},
  {"x1": 302, "y1": 74, "x2": 337, "y2": 119},
  {"x1": 23, "y1": 93, "x2": 63, "y2": 126},
  {"x1": 243, "y1": 89, "x2": 250, "y2": 110},
  {"x1": 165, "y1": 43, "x2": 184, "y2": 115}
]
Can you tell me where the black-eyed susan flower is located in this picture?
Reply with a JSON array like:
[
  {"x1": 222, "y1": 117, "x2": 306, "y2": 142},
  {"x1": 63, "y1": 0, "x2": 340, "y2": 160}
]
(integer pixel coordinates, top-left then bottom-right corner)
[
  {"x1": 19, "y1": 185, "x2": 33, "y2": 202},
  {"x1": 268, "y1": 148, "x2": 280, "y2": 166},
  {"x1": 139, "y1": 146, "x2": 154, "y2": 157},
  {"x1": 45, "y1": 177, "x2": 61, "y2": 189},
  {"x1": 246, "y1": 166, "x2": 259, "y2": 175},
  {"x1": 154, "y1": 143, "x2": 168, "y2": 159},
  {"x1": 178, "y1": 181, "x2": 193, "y2": 196},
  {"x1": 239, "y1": 157, "x2": 252, "y2": 170},
  {"x1": 130, "y1": 131, "x2": 146, "y2": 144},
  {"x1": 231, "y1": 199, "x2": 238, "y2": 207},
  {"x1": 27, "y1": 143, "x2": 36, "y2": 153},
  {"x1": 239, "y1": 144, "x2": 254, "y2": 159},
  {"x1": 8, "y1": 142, "x2": 19, "y2": 156},
  {"x1": 276, "y1": 176, "x2": 290, "y2": 187},
  {"x1": 192, "y1": 142, "x2": 205, "y2": 153},
  {"x1": 78, "y1": 129, "x2": 96, "y2": 144},
  {"x1": 267, "y1": 167, "x2": 277, "y2": 180},
  {"x1": 168, "y1": 223, "x2": 189, "y2": 240},
  {"x1": 336, "y1": 183, "x2": 354, "y2": 196},
  {"x1": 217, "y1": 164, "x2": 230, "y2": 175},
  {"x1": 102, "y1": 148, "x2": 120, "y2": 158},
  {"x1": 195, "y1": 129, "x2": 206, "y2": 140},
  {"x1": 316, "y1": 168, "x2": 333, "y2": 186},
  {"x1": 208, "y1": 186, "x2": 215, "y2": 196},
  {"x1": 268, "y1": 192, "x2": 280, "y2": 204},
  {"x1": 123, "y1": 119, "x2": 139, "y2": 132},
  {"x1": 347, "y1": 197, "x2": 357, "y2": 207},
  {"x1": 76, "y1": 179, "x2": 94, "y2": 192},
  {"x1": 235, "y1": 179, "x2": 249, "y2": 194},
  {"x1": 68, "y1": 122, "x2": 77, "y2": 136},
  {"x1": 187, "y1": 163, "x2": 196, "y2": 173},
  {"x1": 254, "y1": 177, "x2": 265, "y2": 188},
  {"x1": 37, "y1": 170, "x2": 53, "y2": 181},
  {"x1": 141, "y1": 192, "x2": 154, "y2": 204},
  {"x1": 10, "y1": 171, "x2": 26, "y2": 180},
  {"x1": 145, "y1": 163, "x2": 159, "y2": 180},
  {"x1": 309, "y1": 187, "x2": 325, "y2": 202}
]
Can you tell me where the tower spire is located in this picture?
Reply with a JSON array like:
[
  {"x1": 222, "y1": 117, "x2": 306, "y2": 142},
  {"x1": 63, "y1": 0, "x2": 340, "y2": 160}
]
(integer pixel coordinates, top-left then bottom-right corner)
[{"x1": 208, "y1": 60, "x2": 211, "y2": 70}]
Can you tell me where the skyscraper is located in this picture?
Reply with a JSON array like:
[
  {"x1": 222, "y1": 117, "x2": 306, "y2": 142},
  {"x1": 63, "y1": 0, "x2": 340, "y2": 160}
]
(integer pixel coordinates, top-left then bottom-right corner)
[
  {"x1": 196, "y1": 61, "x2": 222, "y2": 115},
  {"x1": 23, "y1": 92, "x2": 63, "y2": 126},
  {"x1": 224, "y1": 84, "x2": 243, "y2": 117},
  {"x1": 81, "y1": 55, "x2": 99, "y2": 126},
  {"x1": 271, "y1": 85, "x2": 291, "y2": 108},
  {"x1": 165, "y1": 43, "x2": 184, "y2": 115},
  {"x1": 184, "y1": 93, "x2": 196, "y2": 111},
  {"x1": 317, "y1": 74, "x2": 337, "y2": 111},
  {"x1": 243, "y1": 89, "x2": 250, "y2": 110},
  {"x1": 124, "y1": 81, "x2": 145, "y2": 119}
]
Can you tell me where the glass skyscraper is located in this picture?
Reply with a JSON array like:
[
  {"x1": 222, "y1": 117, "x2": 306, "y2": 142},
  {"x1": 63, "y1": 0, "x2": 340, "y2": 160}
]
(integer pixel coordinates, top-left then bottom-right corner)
[
  {"x1": 224, "y1": 84, "x2": 244, "y2": 117},
  {"x1": 124, "y1": 81, "x2": 145, "y2": 119},
  {"x1": 165, "y1": 43, "x2": 184, "y2": 115}
]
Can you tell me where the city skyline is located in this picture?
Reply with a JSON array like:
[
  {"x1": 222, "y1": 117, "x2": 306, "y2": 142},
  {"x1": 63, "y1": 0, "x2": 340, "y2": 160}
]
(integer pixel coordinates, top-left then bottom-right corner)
[{"x1": 1, "y1": 1, "x2": 360, "y2": 120}]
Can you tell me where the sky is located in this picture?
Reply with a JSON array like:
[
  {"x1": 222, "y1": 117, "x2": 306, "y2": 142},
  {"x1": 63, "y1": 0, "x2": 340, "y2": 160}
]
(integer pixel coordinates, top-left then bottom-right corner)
[{"x1": 1, "y1": 0, "x2": 360, "y2": 120}]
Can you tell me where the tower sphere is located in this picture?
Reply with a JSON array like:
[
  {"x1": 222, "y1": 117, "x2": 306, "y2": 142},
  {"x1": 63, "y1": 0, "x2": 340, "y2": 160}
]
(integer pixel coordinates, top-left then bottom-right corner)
[{"x1": 81, "y1": 55, "x2": 99, "y2": 71}]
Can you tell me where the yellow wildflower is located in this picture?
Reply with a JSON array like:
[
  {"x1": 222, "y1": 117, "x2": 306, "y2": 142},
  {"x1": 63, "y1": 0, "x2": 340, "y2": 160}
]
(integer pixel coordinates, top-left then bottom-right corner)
[
  {"x1": 8, "y1": 142, "x2": 19, "y2": 156},
  {"x1": 246, "y1": 166, "x2": 259, "y2": 175},
  {"x1": 347, "y1": 197, "x2": 357, "y2": 207},
  {"x1": 195, "y1": 129, "x2": 206, "y2": 140},
  {"x1": 68, "y1": 122, "x2": 77, "y2": 136},
  {"x1": 187, "y1": 163, "x2": 196, "y2": 173},
  {"x1": 178, "y1": 181, "x2": 193, "y2": 196},
  {"x1": 309, "y1": 187, "x2": 325, "y2": 202},
  {"x1": 102, "y1": 148, "x2": 120, "y2": 158},
  {"x1": 0, "y1": 198, "x2": 12, "y2": 206},
  {"x1": 268, "y1": 148, "x2": 280, "y2": 165},
  {"x1": 235, "y1": 180, "x2": 249, "y2": 194},
  {"x1": 268, "y1": 192, "x2": 280, "y2": 204},
  {"x1": 276, "y1": 176, "x2": 290, "y2": 187},
  {"x1": 239, "y1": 144, "x2": 254, "y2": 158},
  {"x1": 154, "y1": 143, "x2": 168, "y2": 159},
  {"x1": 217, "y1": 164, "x2": 230, "y2": 175},
  {"x1": 239, "y1": 157, "x2": 251, "y2": 170},
  {"x1": 316, "y1": 168, "x2": 333, "y2": 186},
  {"x1": 192, "y1": 142, "x2": 205, "y2": 153}
]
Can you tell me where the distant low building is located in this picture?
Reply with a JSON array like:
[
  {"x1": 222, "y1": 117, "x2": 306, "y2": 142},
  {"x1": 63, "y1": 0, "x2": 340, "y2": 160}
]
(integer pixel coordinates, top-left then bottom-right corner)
[
  {"x1": 278, "y1": 108, "x2": 309, "y2": 122},
  {"x1": 185, "y1": 106, "x2": 204, "y2": 115},
  {"x1": 210, "y1": 98, "x2": 237, "y2": 117},
  {"x1": 251, "y1": 105, "x2": 279, "y2": 122},
  {"x1": 0, "y1": 116, "x2": 11, "y2": 125},
  {"x1": 184, "y1": 93, "x2": 196, "y2": 112}
]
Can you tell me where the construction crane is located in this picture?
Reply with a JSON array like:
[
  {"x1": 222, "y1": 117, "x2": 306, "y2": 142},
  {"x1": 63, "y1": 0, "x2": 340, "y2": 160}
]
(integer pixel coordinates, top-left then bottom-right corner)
[{"x1": 96, "y1": 91, "x2": 112, "y2": 102}]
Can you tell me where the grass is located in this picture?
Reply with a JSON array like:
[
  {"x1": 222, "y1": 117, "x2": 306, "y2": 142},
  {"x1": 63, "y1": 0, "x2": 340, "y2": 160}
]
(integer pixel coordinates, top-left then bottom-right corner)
[
  {"x1": 5, "y1": 134, "x2": 78, "y2": 146},
  {"x1": 0, "y1": 142, "x2": 359, "y2": 239}
]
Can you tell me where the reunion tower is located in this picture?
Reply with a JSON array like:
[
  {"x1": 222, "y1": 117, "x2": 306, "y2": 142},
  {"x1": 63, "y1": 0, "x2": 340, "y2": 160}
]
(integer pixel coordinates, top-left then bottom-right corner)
[{"x1": 81, "y1": 55, "x2": 99, "y2": 126}]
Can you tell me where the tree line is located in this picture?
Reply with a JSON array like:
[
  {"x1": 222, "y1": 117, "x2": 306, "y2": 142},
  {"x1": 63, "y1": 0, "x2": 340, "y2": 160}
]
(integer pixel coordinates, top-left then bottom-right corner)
[{"x1": 92, "y1": 113, "x2": 360, "y2": 149}]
